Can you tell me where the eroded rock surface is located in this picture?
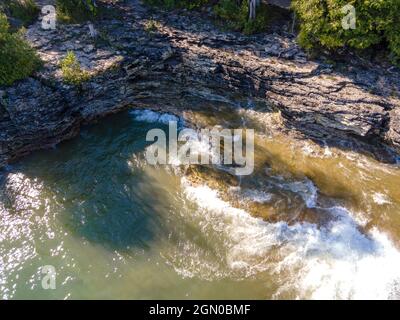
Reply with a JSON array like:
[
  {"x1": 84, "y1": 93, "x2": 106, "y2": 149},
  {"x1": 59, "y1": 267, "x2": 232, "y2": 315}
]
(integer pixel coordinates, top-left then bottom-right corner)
[{"x1": 1, "y1": 0, "x2": 400, "y2": 168}]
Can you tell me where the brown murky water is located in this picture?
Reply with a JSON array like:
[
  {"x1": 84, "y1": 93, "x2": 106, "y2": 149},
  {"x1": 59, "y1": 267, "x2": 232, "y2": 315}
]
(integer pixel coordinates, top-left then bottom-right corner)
[{"x1": 1, "y1": 104, "x2": 400, "y2": 299}]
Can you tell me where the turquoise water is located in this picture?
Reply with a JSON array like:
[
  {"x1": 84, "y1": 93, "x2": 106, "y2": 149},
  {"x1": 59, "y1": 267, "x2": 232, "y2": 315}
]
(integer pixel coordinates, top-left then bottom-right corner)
[
  {"x1": 0, "y1": 113, "x2": 272, "y2": 299},
  {"x1": 1, "y1": 109, "x2": 400, "y2": 299}
]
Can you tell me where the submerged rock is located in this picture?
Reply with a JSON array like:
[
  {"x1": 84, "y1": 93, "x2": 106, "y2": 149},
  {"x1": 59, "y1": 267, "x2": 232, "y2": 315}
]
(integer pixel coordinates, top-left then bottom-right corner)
[{"x1": 184, "y1": 165, "x2": 328, "y2": 226}]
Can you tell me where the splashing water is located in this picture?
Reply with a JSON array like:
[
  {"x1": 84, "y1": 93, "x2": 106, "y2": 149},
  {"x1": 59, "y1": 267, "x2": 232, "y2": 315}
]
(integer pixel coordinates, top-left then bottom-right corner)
[{"x1": 1, "y1": 109, "x2": 400, "y2": 299}]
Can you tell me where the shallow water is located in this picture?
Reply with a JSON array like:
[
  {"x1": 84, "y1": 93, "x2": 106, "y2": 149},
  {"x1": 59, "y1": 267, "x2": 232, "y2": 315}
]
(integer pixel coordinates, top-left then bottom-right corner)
[{"x1": 1, "y1": 107, "x2": 400, "y2": 299}]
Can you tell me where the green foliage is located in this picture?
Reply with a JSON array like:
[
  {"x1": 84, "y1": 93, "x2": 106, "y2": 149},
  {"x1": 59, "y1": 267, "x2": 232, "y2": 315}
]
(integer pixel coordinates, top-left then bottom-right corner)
[
  {"x1": 3, "y1": 0, "x2": 39, "y2": 26},
  {"x1": 214, "y1": 0, "x2": 268, "y2": 34},
  {"x1": 384, "y1": 2, "x2": 400, "y2": 63},
  {"x1": 144, "y1": 19, "x2": 161, "y2": 33},
  {"x1": 0, "y1": 13, "x2": 41, "y2": 86},
  {"x1": 0, "y1": 13, "x2": 8, "y2": 34},
  {"x1": 292, "y1": 0, "x2": 400, "y2": 61},
  {"x1": 56, "y1": 0, "x2": 98, "y2": 23},
  {"x1": 213, "y1": 0, "x2": 244, "y2": 24},
  {"x1": 144, "y1": 0, "x2": 268, "y2": 34},
  {"x1": 144, "y1": 0, "x2": 211, "y2": 10},
  {"x1": 60, "y1": 51, "x2": 90, "y2": 85}
]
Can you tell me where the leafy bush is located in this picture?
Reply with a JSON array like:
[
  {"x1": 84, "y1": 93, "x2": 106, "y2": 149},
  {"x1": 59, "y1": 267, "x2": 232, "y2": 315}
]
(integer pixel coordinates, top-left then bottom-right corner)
[
  {"x1": 3, "y1": 0, "x2": 39, "y2": 26},
  {"x1": 144, "y1": 0, "x2": 211, "y2": 10},
  {"x1": 214, "y1": 0, "x2": 268, "y2": 34},
  {"x1": 144, "y1": 0, "x2": 268, "y2": 34},
  {"x1": 292, "y1": 0, "x2": 400, "y2": 61},
  {"x1": 0, "y1": 13, "x2": 41, "y2": 86},
  {"x1": 56, "y1": 0, "x2": 98, "y2": 23},
  {"x1": 144, "y1": 19, "x2": 161, "y2": 33},
  {"x1": 60, "y1": 51, "x2": 90, "y2": 85}
]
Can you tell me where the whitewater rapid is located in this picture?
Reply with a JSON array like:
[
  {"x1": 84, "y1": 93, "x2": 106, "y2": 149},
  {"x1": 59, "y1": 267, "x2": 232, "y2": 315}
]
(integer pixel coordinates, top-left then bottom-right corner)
[{"x1": 132, "y1": 108, "x2": 400, "y2": 300}]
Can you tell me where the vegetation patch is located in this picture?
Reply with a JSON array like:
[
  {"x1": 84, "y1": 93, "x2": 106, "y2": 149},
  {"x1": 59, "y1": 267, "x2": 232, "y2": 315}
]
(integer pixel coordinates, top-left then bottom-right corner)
[
  {"x1": 60, "y1": 51, "x2": 90, "y2": 85},
  {"x1": 144, "y1": 0, "x2": 269, "y2": 34},
  {"x1": 0, "y1": 13, "x2": 41, "y2": 86},
  {"x1": 56, "y1": 0, "x2": 99, "y2": 23},
  {"x1": 143, "y1": 0, "x2": 211, "y2": 10},
  {"x1": 56, "y1": 0, "x2": 125, "y2": 24},
  {"x1": 2, "y1": 0, "x2": 39, "y2": 26},
  {"x1": 292, "y1": 0, "x2": 400, "y2": 63},
  {"x1": 144, "y1": 19, "x2": 161, "y2": 33},
  {"x1": 213, "y1": 0, "x2": 268, "y2": 34}
]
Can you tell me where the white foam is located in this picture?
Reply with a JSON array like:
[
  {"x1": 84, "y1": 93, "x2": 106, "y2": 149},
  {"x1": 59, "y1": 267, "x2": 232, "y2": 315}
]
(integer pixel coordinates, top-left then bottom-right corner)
[
  {"x1": 167, "y1": 129, "x2": 222, "y2": 167},
  {"x1": 372, "y1": 192, "x2": 391, "y2": 205},
  {"x1": 130, "y1": 109, "x2": 180, "y2": 124},
  {"x1": 158, "y1": 113, "x2": 180, "y2": 124},
  {"x1": 232, "y1": 188, "x2": 273, "y2": 203},
  {"x1": 180, "y1": 180, "x2": 400, "y2": 299}
]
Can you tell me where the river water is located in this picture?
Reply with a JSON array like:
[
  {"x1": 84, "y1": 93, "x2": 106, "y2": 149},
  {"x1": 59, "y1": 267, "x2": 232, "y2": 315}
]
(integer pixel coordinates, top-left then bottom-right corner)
[{"x1": 1, "y1": 105, "x2": 400, "y2": 299}]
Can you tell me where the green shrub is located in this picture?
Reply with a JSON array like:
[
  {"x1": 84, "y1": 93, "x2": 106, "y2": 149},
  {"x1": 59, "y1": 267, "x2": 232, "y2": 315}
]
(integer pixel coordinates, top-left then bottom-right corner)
[
  {"x1": 4, "y1": 0, "x2": 39, "y2": 26},
  {"x1": 385, "y1": 3, "x2": 400, "y2": 63},
  {"x1": 214, "y1": 0, "x2": 268, "y2": 34},
  {"x1": 0, "y1": 13, "x2": 41, "y2": 86},
  {"x1": 144, "y1": 19, "x2": 161, "y2": 33},
  {"x1": 144, "y1": 0, "x2": 268, "y2": 35},
  {"x1": 56, "y1": 0, "x2": 98, "y2": 23},
  {"x1": 60, "y1": 51, "x2": 90, "y2": 85},
  {"x1": 292, "y1": 0, "x2": 400, "y2": 61},
  {"x1": 144, "y1": 0, "x2": 211, "y2": 10}
]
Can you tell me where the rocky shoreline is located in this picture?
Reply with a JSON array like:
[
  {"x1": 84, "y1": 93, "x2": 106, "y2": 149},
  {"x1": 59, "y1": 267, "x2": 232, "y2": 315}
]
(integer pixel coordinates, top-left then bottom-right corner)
[{"x1": 1, "y1": 0, "x2": 400, "y2": 169}]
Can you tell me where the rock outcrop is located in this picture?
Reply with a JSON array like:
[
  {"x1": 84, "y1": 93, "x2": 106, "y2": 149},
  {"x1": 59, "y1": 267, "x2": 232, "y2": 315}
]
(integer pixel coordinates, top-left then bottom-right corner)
[{"x1": 1, "y1": 0, "x2": 400, "y2": 168}]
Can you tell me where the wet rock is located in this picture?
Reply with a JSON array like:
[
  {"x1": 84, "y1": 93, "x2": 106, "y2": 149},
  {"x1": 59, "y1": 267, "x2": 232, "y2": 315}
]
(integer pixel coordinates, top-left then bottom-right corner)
[
  {"x1": 83, "y1": 44, "x2": 95, "y2": 53},
  {"x1": 184, "y1": 164, "x2": 328, "y2": 226},
  {"x1": 185, "y1": 165, "x2": 240, "y2": 190},
  {"x1": 161, "y1": 47, "x2": 175, "y2": 61}
]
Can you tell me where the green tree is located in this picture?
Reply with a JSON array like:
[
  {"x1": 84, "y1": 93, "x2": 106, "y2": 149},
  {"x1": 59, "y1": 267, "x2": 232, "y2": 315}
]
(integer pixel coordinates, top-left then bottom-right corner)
[
  {"x1": 214, "y1": 0, "x2": 268, "y2": 34},
  {"x1": 60, "y1": 51, "x2": 90, "y2": 85},
  {"x1": 292, "y1": 0, "x2": 400, "y2": 62},
  {"x1": 56, "y1": 0, "x2": 98, "y2": 22},
  {"x1": 0, "y1": 13, "x2": 41, "y2": 86}
]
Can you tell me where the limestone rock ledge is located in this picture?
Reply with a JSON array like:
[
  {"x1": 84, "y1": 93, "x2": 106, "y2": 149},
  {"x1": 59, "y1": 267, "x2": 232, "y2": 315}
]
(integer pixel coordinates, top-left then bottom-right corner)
[{"x1": 1, "y1": 1, "x2": 400, "y2": 168}]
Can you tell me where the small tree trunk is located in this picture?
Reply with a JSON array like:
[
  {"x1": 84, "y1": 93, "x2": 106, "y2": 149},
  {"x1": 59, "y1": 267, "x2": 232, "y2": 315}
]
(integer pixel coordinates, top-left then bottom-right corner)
[
  {"x1": 88, "y1": 22, "x2": 98, "y2": 38},
  {"x1": 249, "y1": 0, "x2": 260, "y2": 20},
  {"x1": 291, "y1": 12, "x2": 296, "y2": 34}
]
